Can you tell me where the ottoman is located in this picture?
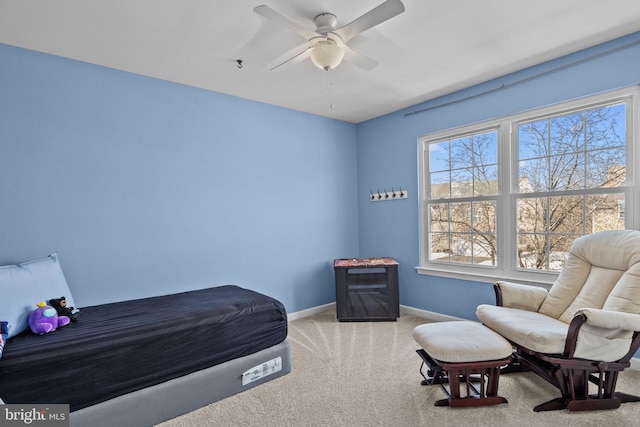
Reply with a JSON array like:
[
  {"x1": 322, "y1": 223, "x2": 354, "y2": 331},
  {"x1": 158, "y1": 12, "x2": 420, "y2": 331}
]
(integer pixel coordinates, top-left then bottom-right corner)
[{"x1": 412, "y1": 321, "x2": 513, "y2": 407}]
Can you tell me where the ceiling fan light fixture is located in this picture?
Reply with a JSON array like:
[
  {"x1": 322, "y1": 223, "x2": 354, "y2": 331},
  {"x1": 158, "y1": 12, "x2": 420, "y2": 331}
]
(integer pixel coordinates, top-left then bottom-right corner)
[{"x1": 310, "y1": 39, "x2": 344, "y2": 71}]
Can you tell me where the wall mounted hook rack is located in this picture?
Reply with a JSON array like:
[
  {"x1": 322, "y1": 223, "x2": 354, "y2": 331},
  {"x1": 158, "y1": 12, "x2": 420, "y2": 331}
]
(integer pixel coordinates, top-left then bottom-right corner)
[{"x1": 370, "y1": 187, "x2": 408, "y2": 202}]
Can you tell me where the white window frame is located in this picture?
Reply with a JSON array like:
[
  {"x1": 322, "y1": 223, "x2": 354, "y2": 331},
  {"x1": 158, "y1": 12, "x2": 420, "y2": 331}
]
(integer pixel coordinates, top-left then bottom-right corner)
[{"x1": 417, "y1": 86, "x2": 640, "y2": 286}]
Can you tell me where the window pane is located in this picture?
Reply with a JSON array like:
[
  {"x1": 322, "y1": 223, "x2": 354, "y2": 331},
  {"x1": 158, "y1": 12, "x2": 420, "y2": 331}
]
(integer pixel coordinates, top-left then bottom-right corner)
[
  {"x1": 429, "y1": 204, "x2": 449, "y2": 232},
  {"x1": 550, "y1": 112, "x2": 585, "y2": 156},
  {"x1": 430, "y1": 171, "x2": 450, "y2": 199},
  {"x1": 472, "y1": 201, "x2": 496, "y2": 233},
  {"x1": 586, "y1": 103, "x2": 625, "y2": 151},
  {"x1": 519, "y1": 103, "x2": 627, "y2": 193},
  {"x1": 586, "y1": 147, "x2": 625, "y2": 188},
  {"x1": 587, "y1": 194, "x2": 625, "y2": 232},
  {"x1": 429, "y1": 141, "x2": 450, "y2": 172},
  {"x1": 475, "y1": 165, "x2": 498, "y2": 195},
  {"x1": 586, "y1": 104, "x2": 626, "y2": 188},
  {"x1": 428, "y1": 129, "x2": 499, "y2": 199},
  {"x1": 472, "y1": 233, "x2": 496, "y2": 265},
  {"x1": 548, "y1": 234, "x2": 574, "y2": 271},
  {"x1": 518, "y1": 158, "x2": 548, "y2": 193},
  {"x1": 549, "y1": 195, "x2": 584, "y2": 234},
  {"x1": 473, "y1": 131, "x2": 498, "y2": 165},
  {"x1": 549, "y1": 153, "x2": 585, "y2": 191},
  {"x1": 451, "y1": 168, "x2": 473, "y2": 197},
  {"x1": 519, "y1": 120, "x2": 549, "y2": 160},
  {"x1": 517, "y1": 197, "x2": 546, "y2": 233},
  {"x1": 517, "y1": 233, "x2": 574, "y2": 271},
  {"x1": 518, "y1": 232, "x2": 579, "y2": 272},
  {"x1": 451, "y1": 234, "x2": 473, "y2": 262},
  {"x1": 450, "y1": 203, "x2": 471, "y2": 233},
  {"x1": 428, "y1": 201, "x2": 498, "y2": 266},
  {"x1": 517, "y1": 233, "x2": 548, "y2": 270},
  {"x1": 429, "y1": 233, "x2": 450, "y2": 261},
  {"x1": 451, "y1": 136, "x2": 473, "y2": 169}
]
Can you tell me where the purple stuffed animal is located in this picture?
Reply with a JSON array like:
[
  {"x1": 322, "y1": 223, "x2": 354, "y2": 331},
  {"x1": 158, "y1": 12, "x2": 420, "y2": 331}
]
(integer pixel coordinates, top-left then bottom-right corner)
[{"x1": 28, "y1": 301, "x2": 70, "y2": 335}]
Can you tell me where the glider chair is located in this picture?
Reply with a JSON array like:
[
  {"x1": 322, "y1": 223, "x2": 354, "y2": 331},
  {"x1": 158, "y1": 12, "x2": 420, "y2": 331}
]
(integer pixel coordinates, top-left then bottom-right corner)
[{"x1": 477, "y1": 229, "x2": 640, "y2": 412}]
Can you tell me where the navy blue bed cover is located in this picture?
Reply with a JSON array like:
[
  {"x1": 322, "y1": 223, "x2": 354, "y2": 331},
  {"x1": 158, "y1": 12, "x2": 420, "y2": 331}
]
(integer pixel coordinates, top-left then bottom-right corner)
[{"x1": 0, "y1": 285, "x2": 287, "y2": 410}]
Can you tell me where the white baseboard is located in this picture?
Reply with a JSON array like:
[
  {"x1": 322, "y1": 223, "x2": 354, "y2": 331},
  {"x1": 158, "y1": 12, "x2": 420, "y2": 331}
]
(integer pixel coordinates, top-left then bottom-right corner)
[
  {"x1": 400, "y1": 304, "x2": 466, "y2": 322},
  {"x1": 288, "y1": 303, "x2": 463, "y2": 322},
  {"x1": 287, "y1": 303, "x2": 463, "y2": 322},
  {"x1": 288, "y1": 302, "x2": 335, "y2": 321}
]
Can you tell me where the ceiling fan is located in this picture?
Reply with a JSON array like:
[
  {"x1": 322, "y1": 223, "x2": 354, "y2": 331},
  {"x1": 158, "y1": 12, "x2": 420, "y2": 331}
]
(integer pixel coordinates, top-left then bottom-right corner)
[{"x1": 254, "y1": 0, "x2": 405, "y2": 72}]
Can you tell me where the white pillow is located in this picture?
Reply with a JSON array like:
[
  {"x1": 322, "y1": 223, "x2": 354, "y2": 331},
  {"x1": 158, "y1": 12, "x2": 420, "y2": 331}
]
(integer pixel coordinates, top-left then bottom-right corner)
[{"x1": 0, "y1": 253, "x2": 77, "y2": 338}]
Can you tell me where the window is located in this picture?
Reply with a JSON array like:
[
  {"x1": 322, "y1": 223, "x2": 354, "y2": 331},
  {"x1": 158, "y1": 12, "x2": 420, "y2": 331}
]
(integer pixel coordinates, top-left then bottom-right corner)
[
  {"x1": 427, "y1": 129, "x2": 499, "y2": 266},
  {"x1": 418, "y1": 87, "x2": 638, "y2": 284},
  {"x1": 515, "y1": 103, "x2": 627, "y2": 271}
]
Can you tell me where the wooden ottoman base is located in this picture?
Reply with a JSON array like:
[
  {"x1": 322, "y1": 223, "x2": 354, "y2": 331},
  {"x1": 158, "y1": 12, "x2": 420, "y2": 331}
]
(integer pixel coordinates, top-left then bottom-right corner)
[
  {"x1": 413, "y1": 321, "x2": 513, "y2": 408},
  {"x1": 416, "y1": 349, "x2": 511, "y2": 407}
]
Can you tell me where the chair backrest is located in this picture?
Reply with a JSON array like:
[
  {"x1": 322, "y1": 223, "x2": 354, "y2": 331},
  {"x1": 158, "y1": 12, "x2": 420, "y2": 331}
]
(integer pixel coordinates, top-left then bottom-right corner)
[{"x1": 537, "y1": 230, "x2": 640, "y2": 323}]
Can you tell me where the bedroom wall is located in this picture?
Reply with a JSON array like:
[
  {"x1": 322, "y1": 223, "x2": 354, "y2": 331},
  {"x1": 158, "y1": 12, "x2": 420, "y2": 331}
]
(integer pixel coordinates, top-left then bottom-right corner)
[
  {"x1": 356, "y1": 31, "x2": 640, "y2": 320},
  {"x1": 0, "y1": 43, "x2": 359, "y2": 313}
]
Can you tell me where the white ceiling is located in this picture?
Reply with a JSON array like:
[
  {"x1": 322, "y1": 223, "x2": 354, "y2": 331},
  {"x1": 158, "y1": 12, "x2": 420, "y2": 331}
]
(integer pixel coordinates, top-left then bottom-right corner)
[{"x1": 2, "y1": 0, "x2": 640, "y2": 123}]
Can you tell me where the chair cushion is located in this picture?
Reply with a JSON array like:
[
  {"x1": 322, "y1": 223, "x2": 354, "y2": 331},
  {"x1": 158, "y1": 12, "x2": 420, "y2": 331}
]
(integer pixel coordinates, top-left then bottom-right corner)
[
  {"x1": 538, "y1": 230, "x2": 640, "y2": 322},
  {"x1": 477, "y1": 305, "x2": 568, "y2": 354},
  {"x1": 555, "y1": 266, "x2": 623, "y2": 323},
  {"x1": 604, "y1": 263, "x2": 640, "y2": 314}
]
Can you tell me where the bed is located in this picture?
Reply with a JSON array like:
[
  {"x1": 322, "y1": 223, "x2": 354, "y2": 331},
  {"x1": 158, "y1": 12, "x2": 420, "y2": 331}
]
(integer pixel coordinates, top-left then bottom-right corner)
[{"x1": 0, "y1": 254, "x2": 291, "y2": 426}]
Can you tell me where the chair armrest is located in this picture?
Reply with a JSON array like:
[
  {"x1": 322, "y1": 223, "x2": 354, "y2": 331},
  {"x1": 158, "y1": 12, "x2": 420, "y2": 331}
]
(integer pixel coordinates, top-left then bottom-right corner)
[
  {"x1": 494, "y1": 281, "x2": 548, "y2": 311},
  {"x1": 574, "y1": 308, "x2": 640, "y2": 332},
  {"x1": 565, "y1": 309, "x2": 640, "y2": 360}
]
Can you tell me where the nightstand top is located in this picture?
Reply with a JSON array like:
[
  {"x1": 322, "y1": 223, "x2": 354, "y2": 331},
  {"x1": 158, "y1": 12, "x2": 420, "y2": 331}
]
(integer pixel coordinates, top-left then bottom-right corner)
[{"x1": 334, "y1": 257, "x2": 398, "y2": 268}]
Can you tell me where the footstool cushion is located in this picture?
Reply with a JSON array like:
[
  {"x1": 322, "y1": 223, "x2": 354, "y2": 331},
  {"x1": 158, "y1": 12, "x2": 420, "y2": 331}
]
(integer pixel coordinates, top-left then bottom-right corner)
[
  {"x1": 412, "y1": 321, "x2": 513, "y2": 408},
  {"x1": 412, "y1": 321, "x2": 513, "y2": 363}
]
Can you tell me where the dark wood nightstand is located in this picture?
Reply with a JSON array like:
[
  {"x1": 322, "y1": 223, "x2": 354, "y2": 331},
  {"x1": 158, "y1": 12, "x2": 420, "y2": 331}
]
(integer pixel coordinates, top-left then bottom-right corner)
[{"x1": 333, "y1": 258, "x2": 399, "y2": 321}]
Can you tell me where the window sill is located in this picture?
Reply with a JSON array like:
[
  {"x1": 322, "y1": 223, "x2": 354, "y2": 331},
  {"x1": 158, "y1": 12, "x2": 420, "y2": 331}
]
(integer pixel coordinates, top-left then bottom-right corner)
[{"x1": 415, "y1": 265, "x2": 556, "y2": 289}]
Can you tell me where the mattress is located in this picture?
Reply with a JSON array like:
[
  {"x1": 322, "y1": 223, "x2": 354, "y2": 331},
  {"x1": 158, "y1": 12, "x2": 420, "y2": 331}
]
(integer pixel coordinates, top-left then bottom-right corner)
[{"x1": 0, "y1": 285, "x2": 287, "y2": 411}]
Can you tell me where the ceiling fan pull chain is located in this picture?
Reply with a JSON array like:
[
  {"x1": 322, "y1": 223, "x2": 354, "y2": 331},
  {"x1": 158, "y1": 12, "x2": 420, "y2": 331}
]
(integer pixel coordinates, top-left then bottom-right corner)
[{"x1": 327, "y1": 67, "x2": 335, "y2": 109}]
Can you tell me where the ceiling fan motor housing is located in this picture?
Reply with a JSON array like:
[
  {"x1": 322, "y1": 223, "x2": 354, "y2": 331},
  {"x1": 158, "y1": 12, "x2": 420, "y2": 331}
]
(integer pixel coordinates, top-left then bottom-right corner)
[{"x1": 314, "y1": 13, "x2": 338, "y2": 34}]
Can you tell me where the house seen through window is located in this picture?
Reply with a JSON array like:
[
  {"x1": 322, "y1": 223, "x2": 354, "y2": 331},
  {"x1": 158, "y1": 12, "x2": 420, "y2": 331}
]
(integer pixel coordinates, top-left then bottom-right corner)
[{"x1": 418, "y1": 87, "x2": 638, "y2": 282}]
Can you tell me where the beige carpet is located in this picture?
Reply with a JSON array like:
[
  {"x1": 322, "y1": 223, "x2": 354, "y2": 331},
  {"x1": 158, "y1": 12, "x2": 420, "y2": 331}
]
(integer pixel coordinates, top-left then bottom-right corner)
[{"x1": 158, "y1": 311, "x2": 640, "y2": 427}]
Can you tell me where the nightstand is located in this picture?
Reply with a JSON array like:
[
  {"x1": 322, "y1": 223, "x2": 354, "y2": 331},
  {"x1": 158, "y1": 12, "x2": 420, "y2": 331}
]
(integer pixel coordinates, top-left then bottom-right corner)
[{"x1": 333, "y1": 258, "x2": 399, "y2": 321}]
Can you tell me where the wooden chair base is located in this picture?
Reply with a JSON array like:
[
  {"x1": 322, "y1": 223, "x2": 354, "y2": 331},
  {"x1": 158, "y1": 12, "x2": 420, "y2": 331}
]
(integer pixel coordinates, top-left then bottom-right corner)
[
  {"x1": 532, "y1": 392, "x2": 640, "y2": 412},
  {"x1": 508, "y1": 347, "x2": 640, "y2": 412},
  {"x1": 436, "y1": 395, "x2": 508, "y2": 408}
]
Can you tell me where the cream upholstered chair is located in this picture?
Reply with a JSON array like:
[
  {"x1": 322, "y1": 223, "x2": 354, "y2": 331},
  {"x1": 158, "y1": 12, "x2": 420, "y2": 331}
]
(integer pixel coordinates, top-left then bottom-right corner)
[{"x1": 477, "y1": 229, "x2": 640, "y2": 412}]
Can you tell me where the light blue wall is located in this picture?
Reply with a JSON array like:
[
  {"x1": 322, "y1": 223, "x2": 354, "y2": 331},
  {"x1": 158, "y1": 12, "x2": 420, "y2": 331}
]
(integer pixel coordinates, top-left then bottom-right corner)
[
  {"x1": 356, "y1": 32, "x2": 640, "y2": 320},
  {"x1": 0, "y1": 44, "x2": 359, "y2": 312},
  {"x1": 3, "y1": 31, "x2": 640, "y2": 320}
]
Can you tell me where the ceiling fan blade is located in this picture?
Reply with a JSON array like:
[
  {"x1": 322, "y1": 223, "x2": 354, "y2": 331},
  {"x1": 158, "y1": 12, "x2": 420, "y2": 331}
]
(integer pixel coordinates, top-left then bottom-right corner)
[
  {"x1": 270, "y1": 44, "x2": 312, "y2": 71},
  {"x1": 333, "y1": 0, "x2": 405, "y2": 42},
  {"x1": 342, "y1": 46, "x2": 379, "y2": 71},
  {"x1": 254, "y1": 5, "x2": 320, "y2": 41}
]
